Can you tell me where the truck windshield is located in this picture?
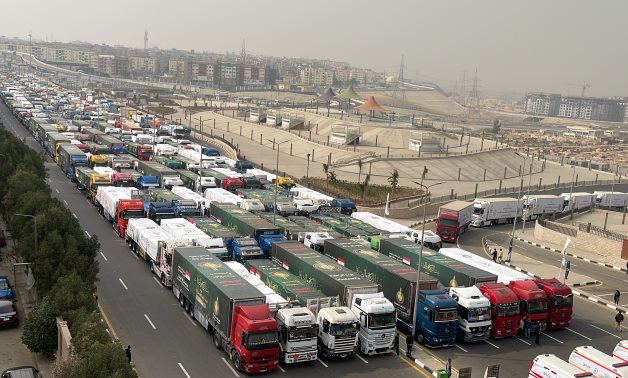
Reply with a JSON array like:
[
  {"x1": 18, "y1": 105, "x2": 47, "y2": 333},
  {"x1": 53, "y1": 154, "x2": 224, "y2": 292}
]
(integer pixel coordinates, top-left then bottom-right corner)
[
  {"x1": 434, "y1": 308, "x2": 458, "y2": 323},
  {"x1": 367, "y1": 312, "x2": 397, "y2": 329},
  {"x1": 473, "y1": 207, "x2": 484, "y2": 215},
  {"x1": 329, "y1": 322, "x2": 359, "y2": 337},
  {"x1": 527, "y1": 300, "x2": 548, "y2": 314},
  {"x1": 288, "y1": 326, "x2": 318, "y2": 341},
  {"x1": 245, "y1": 331, "x2": 279, "y2": 350},
  {"x1": 118, "y1": 180, "x2": 136, "y2": 187},
  {"x1": 122, "y1": 210, "x2": 145, "y2": 219},
  {"x1": 496, "y1": 303, "x2": 519, "y2": 318},
  {"x1": 438, "y1": 218, "x2": 459, "y2": 228},
  {"x1": 551, "y1": 295, "x2": 573, "y2": 308},
  {"x1": 466, "y1": 306, "x2": 491, "y2": 322}
]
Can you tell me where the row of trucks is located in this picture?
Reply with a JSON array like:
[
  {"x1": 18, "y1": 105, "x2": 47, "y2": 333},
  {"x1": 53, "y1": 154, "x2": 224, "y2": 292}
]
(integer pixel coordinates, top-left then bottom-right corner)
[{"x1": 528, "y1": 342, "x2": 628, "y2": 378}]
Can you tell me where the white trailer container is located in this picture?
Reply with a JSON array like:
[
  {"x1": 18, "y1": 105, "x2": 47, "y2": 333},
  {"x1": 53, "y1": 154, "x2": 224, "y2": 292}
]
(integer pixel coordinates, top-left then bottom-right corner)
[
  {"x1": 204, "y1": 188, "x2": 243, "y2": 206},
  {"x1": 246, "y1": 168, "x2": 276, "y2": 182},
  {"x1": 126, "y1": 218, "x2": 173, "y2": 263},
  {"x1": 351, "y1": 212, "x2": 413, "y2": 235},
  {"x1": 471, "y1": 197, "x2": 521, "y2": 227},
  {"x1": 290, "y1": 187, "x2": 334, "y2": 205},
  {"x1": 438, "y1": 248, "x2": 530, "y2": 285},
  {"x1": 595, "y1": 191, "x2": 628, "y2": 208},
  {"x1": 160, "y1": 218, "x2": 212, "y2": 242},
  {"x1": 569, "y1": 346, "x2": 628, "y2": 378},
  {"x1": 154, "y1": 143, "x2": 177, "y2": 156},
  {"x1": 95, "y1": 187, "x2": 136, "y2": 221},
  {"x1": 177, "y1": 148, "x2": 213, "y2": 169},
  {"x1": 171, "y1": 186, "x2": 207, "y2": 211},
  {"x1": 521, "y1": 195, "x2": 565, "y2": 220},
  {"x1": 93, "y1": 166, "x2": 116, "y2": 179},
  {"x1": 212, "y1": 167, "x2": 242, "y2": 178},
  {"x1": 561, "y1": 192, "x2": 595, "y2": 212},
  {"x1": 614, "y1": 340, "x2": 628, "y2": 362}
]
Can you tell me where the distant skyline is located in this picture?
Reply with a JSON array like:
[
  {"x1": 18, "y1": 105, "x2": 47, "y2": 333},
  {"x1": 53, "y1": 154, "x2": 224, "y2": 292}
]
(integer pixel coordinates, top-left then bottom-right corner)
[{"x1": 2, "y1": 0, "x2": 627, "y2": 97}]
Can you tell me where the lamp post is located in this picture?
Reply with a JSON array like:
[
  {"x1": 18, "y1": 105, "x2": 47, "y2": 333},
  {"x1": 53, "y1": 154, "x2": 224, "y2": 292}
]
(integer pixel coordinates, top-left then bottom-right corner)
[
  {"x1": 14, "y1": 213, "x2": 36, "y2": 259},
  {"x1": 266, "y1": 139, "x2": 290, "y2": 225},
  {"x1": 306, "y1": 153, "x2": 311, "y2": 179},
  {"x1": 410, "y1": 180, "x2": 444, "y2": 341},
  {"x1": 521, "y1": 161, "x2": 534, "y2": 234},
  {"x1": 569, "y1": 165, "x2": 576, "y2": 221}
]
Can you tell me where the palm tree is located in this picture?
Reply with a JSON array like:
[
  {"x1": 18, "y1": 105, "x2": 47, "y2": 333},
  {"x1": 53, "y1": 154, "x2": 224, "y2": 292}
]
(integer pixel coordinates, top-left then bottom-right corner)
[
  {"x1": 388, "y1": 169, "x2": 399, "y2": 196},
  {"x1": 360, "y1": 174, "x2": 371, "y2": 200},
  {"x1": 328, "y1": 170, "x2": 337, "y2": 183},
  {"x1": 357, "y1": 160, "x2": 363, "y2": 182}
]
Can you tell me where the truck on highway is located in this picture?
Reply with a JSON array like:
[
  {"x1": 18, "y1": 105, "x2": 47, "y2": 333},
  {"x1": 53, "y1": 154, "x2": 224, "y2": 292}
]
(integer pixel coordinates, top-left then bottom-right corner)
[
  {"x1": 594, "y1": 191, "x2": 628, "y2": 208},
  {"x1": 202, "y1": 168, "x2": 245, "y2": 192},
  {"x1": 509, "y1": 279, "x2": 549, "y2": 332},
  {"x1": 479, "y1": 282, "x2": 520, "y2": 339},
  {"x1": 521, "y1": 195, "x2": 565, "y2": 221},
  {"x1": 448, "y1": 286, "x2": 492, "y2": 342},
  {"x1": 561, "y1": 192, "x2": 596, "y2": 212},
  {"x1": 94, "y1": 186, "x2": 145, "y2": 237},
  {"x1": 127, "y1": 142, "x2": 153, "y2": 161},
  {"x1": 569, "y1": 346, "x2": 628, "y2": 378},
  {"x1": 471, "y1": 197, "x2": 521, "y2": 227},
  {"x1": 111, "y1": 172, "x2": 136, "y2": 187},
  {"x1": 58, "y1": 143, "x2": 88, "y2": 181},
  {"x1": 136, "y1": 160, "x2": 184, "y2": 189},
  {"x1": 435, "y1": 201, "x2": 474, "y2": 242},
  {"x1": 534, "y1": 278, "x2": 572, "y2": 330},
  {"x1": 171, "y1": 247, "x2": 280, "y2": 373}
]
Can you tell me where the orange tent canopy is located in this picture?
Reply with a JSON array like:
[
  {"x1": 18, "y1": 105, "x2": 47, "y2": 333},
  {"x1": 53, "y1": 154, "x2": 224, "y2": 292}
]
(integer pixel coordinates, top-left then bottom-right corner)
[{"x1": 356, "y1": 96, "x2": 386, "y2": 112}]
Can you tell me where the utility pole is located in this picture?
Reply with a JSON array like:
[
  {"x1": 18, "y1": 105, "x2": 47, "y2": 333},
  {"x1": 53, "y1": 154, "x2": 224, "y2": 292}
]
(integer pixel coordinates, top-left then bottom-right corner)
[{"x1": 266, "y1": 139, "x2": 290, "y2": 225}]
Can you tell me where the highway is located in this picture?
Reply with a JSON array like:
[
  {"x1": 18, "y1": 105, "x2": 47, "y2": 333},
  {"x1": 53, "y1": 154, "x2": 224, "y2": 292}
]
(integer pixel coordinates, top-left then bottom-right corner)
[{"x1": 0, "y1": 101, "x2": 423, "y2": 378}]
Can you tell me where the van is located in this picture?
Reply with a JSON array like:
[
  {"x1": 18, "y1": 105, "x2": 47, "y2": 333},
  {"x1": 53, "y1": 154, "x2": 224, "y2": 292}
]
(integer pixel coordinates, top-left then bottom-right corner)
[
  {"x1": 614, "y1": 340, "x2": 628, "y2": 362},
  {"x1": 569, "y1": 346, "x2": 628, "y2": 378},
  {"x1": 529, "y1": 354, "x2": 592, "y2": 378}
]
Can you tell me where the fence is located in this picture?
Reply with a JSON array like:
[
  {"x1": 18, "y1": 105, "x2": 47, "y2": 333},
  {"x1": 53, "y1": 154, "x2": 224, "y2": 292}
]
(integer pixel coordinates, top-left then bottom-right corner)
[
  {"x1": 578, "y1": 223, "x2": 626, "y2": 242},
  {"x1": 538, "y1": 219, "x2": 578, "y2": 238}
]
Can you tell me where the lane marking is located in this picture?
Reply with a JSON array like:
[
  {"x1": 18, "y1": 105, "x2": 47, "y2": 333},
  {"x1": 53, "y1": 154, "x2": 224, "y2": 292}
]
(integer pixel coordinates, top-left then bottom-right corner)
[
  {"x1": 515, "y1": 337, "x2": 532, "y2": 345},
  {"x1": 484, "y1": 340, "x2": 500, "y2": 349},
  {"x1": 541, "y1": 332, "x2": 564, "y2": 344},
  {"x1": 98, "y1": 302, "x2": 119, "y2": 339},
  {"x1": 590, "y1": 324, "x2": 622, "y2": 339},
  {"x1": 144, "y1": 314, "x2": 157, "y2": 330},
  {"x1": 317, "y1": 357, "x2": 329, "y2": 368},
  {"x1": 565, "y1": 327, "x2": 592, "y2": 340},
  {"x1": 99, "y1": 252, "x2": 108, "y2": 262},
  {"x1": 118, "y1": 278, "x2": 128, "y2": 291},
  {"x1": 184, "y1": 312, "x2": 197, "y2": 327},
  {"x1": 73, "y1": 213, "x2": 78, "y2": 219},
  {"x1": 221, "y1": 357, "x2": 240, "y2": 377},
  {"x1": 454, "y1": 344, "x2": 469, "y2": 353},
  {"x1": 153, "y1": 277, "x2": 162, "y2": 287},
  {"x1": 63, "y1": 199, "x2": 68, "y2": 206},
  {"x1": 178, "y1": 363, "x2": 191, "y2": 378},
  {"x1": 356, "y1": 354, "x2": 369, "y2": 363},
  {"x1": 278, "y1": 365, "x2": 285, "y2": 373},
  {"x1": 85, "y1": 231, "x2": 90, "y2": 237},
  {"x1": 55, "y1": 188, "x2": 59, "y2": 193}
]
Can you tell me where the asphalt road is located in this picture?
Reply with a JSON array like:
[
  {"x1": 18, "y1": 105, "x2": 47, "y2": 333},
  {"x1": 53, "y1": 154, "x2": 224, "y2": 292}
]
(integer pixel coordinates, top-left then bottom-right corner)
[{"x1": 0, "y1": 101, "x2": 423, "y2": 378}]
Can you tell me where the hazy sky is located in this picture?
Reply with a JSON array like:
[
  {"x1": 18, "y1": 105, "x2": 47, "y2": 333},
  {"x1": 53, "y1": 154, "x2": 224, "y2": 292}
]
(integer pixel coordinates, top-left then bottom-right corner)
[{"x1": 2, "y1": 0, "x2": 627, "y2": 97}]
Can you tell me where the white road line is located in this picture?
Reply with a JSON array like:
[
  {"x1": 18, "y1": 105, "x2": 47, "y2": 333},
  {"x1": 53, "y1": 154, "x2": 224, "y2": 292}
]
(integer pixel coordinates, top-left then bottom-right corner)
[
  {"x1": 153, "y1": 277, "x2": 162, "y2": 287},
  {"x1": 133, "y1": 252, "x2": 139, "y2": 260},
  {"x1": 63, "y1": 200, "x2": 68, "y2": 206},
  {"x1": 55, "y1": 188, "x2": 59, "y2": 193},
  {"x1": 566, "y1": 327, "x2": 592, "y2": 340},
  {"x1": 515, "y1": 337, "x2": 532, "y2": 346},
  {"x1": 85, "y1": 231, "x2": 90, "y2": 237},
  {"x1": 317, "y1": 357, "x2": 329, "y2": 368},
  {"x1": 118, "y1": 278, "x2": 128, "y2": 290},
  {"x1": 542, "y1": 332, "x2": 563, "y2": 344},
  {"x1": 99, "y1": 252, "x2": 108, "y2": 262},
  {"x1": 221, "y1": 357, "x2": 240, "y2": 377},
  {"x1": 144, "y1": 314, "x2": 157, "y2": 330},
  {"x1": 624, "y1": 280, "x2": 628, "y2": 283},
  {"x1": 484, "y1": 340, "x2": 500, "y2": 349},
  {"x1": 178, "y1": 363, "x2": 191, "y2": 378},
  {"x1": 72, "y1": 213, "x2": 78, "y2": 219},
  {"x1": 454, "y1": 344, "x2": 469, "y2": 352},
  {"x1": 278, "y1": 365, "x2": 285, "y2": 373},
  {"x1": 184, "y1": 312, "x2": 197, "y2": 327},
  {"x1": 590, "y1": 324, "x2": 622, "y2": 339},
  {"x1": 356, "y1": 354, "x2": 369, "y2": 363}
]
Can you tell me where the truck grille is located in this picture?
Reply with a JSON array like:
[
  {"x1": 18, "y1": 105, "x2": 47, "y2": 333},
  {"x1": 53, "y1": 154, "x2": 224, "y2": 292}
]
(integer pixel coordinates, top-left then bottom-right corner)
[
  {"x1": 290, "y1": 345, "x2": 316, "y2": 353},
  {"x1": 372, "y1": 333, "x2": 394, "y2": 347},
  {"x1": 470, "y1": 326, "x2": 490, "y2": 333},
  {"x1": 334, "y1": 338, "x2": 356, "y2": 353},
  {"x1": 252, "y1": 354, "x2": 275, "y2": 362}
]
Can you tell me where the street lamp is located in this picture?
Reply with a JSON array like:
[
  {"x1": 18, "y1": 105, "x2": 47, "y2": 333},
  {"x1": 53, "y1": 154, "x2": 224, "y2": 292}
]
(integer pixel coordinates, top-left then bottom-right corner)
[
  {"x1": 306, "y1": 153, "x2": 311, "y2": 179},
  {"x1": 569, "y1": 165, "x2": 576, "y2": 221},
  {"x1": 410, "y1": 180, "x2": 444, "y2": 342},
  {"x1": 521, "y1": 161, "x2": 534, "y2": 234},
  {"x1": 266, "y1": 138, "x2": 290, "y2": 225},
  {"x1": 14, "y1": 214, "x2": 37, "y2": 258}
]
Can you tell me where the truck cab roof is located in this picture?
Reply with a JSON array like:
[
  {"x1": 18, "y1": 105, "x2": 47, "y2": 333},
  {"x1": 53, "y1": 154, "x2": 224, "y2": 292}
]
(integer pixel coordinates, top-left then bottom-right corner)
[
  {"x1": 534, "y1": 278, "x2": 572, "y2": 296},
  {"x1": 421, "y1": 289, "x2": 458, "y2": 309},
  {"x1": 276, "y1": 307, "x2": 316, "y2": 326},
  {"x1": 479, "y1": 282, "x2": 519, "y2": 303},
  {"x1": 508, "y1": 280, "x2": 548, "y2": 300},
  {"x1": 353, "y1": 292, "x2": 395, "y2": 313},
  {"x1": 449, "y1": 286, "x2": 490, "y2": 308},
  {"x1": 318, "y1": 307, "x2": 358, "y2": 323}
]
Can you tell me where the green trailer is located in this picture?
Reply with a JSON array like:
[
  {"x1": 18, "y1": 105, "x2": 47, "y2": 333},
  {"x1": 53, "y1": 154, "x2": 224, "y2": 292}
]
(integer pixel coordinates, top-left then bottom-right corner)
[
  {"x1": 35, "y1": 124, "x2": 58, "y2": 145},
  {"x1": 308, "y1": 214, "x2": 367, "y2": 237},
  {"x1": 258, "y1": 214, "x2": 304, "y2": 241},
  {"x1": 271, "y1": 241, "x2": 379, "y2": 306},
  {"x1": 322, "y1": 239, "x2": 438, "y2": 323},
  {"x1": 378, "y1": 238, "x2": 498, "y2": 288},
  {"x1": 148, "y1": 188, "x2": 183, "y2": 203},
  {"x1": 152, "y1": 156, "x2": 184, "y2": 170},
  {"x1": 75, "y1": 167, "x2": 97, "y2": 191},
  {"x1": 209, "y1": 203, "x2": 280, "y2": 240},
  {"x1": 188, "y1": 217, "x2": 241, "y2": 242},
  {"x1": 177, "y1": 169, "x2": 200, "y2": 189}
]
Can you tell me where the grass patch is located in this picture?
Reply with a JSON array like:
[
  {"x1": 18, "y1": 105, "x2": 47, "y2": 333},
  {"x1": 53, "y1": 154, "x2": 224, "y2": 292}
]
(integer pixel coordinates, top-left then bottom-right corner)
[
  {"x1": 302, "y1": 177, "x2": 423, "y2": 205},
  {"x1": 147, "y1": 106, "x2": 177, "y2": 115}
]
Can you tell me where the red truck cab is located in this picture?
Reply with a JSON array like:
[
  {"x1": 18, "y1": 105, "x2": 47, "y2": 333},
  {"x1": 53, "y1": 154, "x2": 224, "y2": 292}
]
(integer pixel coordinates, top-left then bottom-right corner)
[
  {"x1": 436, "y1": 209, "x2": 461, "y2": 243},
  {"x1": 508, "y1": 280, "x2": 549, "y2": 332},
  {"x1": 221, "y1": 177, "x2": 245, "y2": 193},
  {"x1": 111, "y1": 172, "x2": 135, "y2": 187},
  {"x1": 534, "y1": 278, "x2": 573, "y2": 330},
  {"x1": 231, "y1": 305, "x2": 280, "y2": 373},
  {"x1": 115, "y1": 199, "x2": 145, "y2": 237},
  {"x1": 136, "y1": 145, "x2": 154, "y2": 161},
  {"x1": 480, "y1": 282, "x2": 520, "y2": 338}
]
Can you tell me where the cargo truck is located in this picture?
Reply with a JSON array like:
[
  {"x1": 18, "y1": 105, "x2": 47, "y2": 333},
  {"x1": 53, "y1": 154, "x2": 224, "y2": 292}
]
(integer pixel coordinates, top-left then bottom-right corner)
[
  {"x1": 448, "y1": 286, "x2": 492, "y2": 342},
  {"x1": 351, "y1": 212, "x2": 413, "y2": 235},
  {"x1": 561, "y1": 192, "x2": 595, "y2": 212},
  {"x1": 94, "y1": 187, "x2": 145, "y2": 237},
  {"x1": 111, "y1": 172, "x2": 136, "y2": 187},
  {"x1": 509, "y1": 280, "x2": 548, "y2": 332},
  {"x1": 96, "y1": 134, "x2": 126, "y2": 154},
  {"x1": 521, "y1": 195, "x2": 565, "y2": 221},
  {"x1": 187, "y1": 218, "x2": 240, "y2": 247},
  {"x1": 594, "y1": 191, "x2": 628, "y2": 208},
  {"x1": 204, "y1": 188, "x2": 243, "y2": 206},
  {"x1": 127, "y1": 142, "x2": 153, "y2": 161},
  {"x1": 136, "y1": 160, "x2": 184, "y2": 189},
  {"x1": 435, "y1": 201, "x2": 474, "y2": 242},
  {"x1": 471, "y1": 197, "x2": 521, "y2": 227},
  {"x1": 171, "y1": 247, "x2": 280, "y2": 373},
  {"x1": 58, "y1": 143, "x2": 88, "y2": 181},
  {"x1": 534, "y1": 278, "x2": 572, "y2": 330},
  {"x1": 202, "y1": 169, "x2": 245, "y2": 192},
  {"x1": 479, "y1": 282, "x2": 520, "y2": 339},
  {"x1": 317, "y1": 198, "x2": 357, "y2": 215}
]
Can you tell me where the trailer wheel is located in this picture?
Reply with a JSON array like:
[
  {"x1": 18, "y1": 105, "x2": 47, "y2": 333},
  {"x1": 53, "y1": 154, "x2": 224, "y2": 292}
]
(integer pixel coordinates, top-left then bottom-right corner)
[
  {"x1": 179, "y1": 294, "x2": 185, "y2": 307},
  {"x1": 213, "y1": 331, "x2": 222, "y2": 350},
  {"x1": 184, "y1": 299, "x2": 191, "y2": 313},
  {"x1": 188, "y1": 304, "x2": 194, "y2": 318}
]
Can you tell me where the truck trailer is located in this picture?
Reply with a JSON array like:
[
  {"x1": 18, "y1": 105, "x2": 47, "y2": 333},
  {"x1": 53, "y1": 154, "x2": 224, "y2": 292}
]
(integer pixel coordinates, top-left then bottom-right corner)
[
  {"x1": 136, "y1": 160, "x2": 184, "y2": 189},
  {"x1": 94, "y1": 186, "x2": 144, "y2": 237},
  {"x1": 471, "y1": 197, "x2": 521, "y2": 227},
  {"x1": 521, "y1": 195, "x2": 564, "y2": 221}
]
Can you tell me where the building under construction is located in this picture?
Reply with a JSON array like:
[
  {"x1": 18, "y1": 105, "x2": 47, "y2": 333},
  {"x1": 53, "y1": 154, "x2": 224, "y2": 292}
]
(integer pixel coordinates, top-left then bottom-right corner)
[{"x1": 524, "y1": 93, "x2": 626, "y2": 122}]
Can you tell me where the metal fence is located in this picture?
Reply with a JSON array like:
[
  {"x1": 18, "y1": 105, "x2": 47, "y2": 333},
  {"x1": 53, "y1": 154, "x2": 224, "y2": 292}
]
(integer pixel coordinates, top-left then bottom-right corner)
[
  {"x1": 538, "y1": 219, "x2": 578, "y2": 237},
  {"x1": 578, "y1": 223, "x2": 626, "y2": 242}
]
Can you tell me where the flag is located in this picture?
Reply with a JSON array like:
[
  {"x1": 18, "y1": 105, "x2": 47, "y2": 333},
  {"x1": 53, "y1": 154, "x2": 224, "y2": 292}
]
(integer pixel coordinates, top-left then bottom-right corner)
[
  {"x1": 384, "y1": 192, "x2": 390, "y2": 216},
  {"x1": 25, "y1": 267, "x2": 35, "y2": 290},
  {"x1": 560, "y1": 238, "x2": 571, "y2": 267}
]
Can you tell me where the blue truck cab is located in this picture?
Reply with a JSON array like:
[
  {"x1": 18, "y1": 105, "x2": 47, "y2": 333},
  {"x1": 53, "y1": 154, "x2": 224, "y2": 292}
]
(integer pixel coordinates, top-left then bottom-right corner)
[
  {"x1": 201, "y1": 147, "x2": 220, "y2": 156},
  {"x1": 318, "y1": 198, "x2": 357, "y2": 215},
  {"x1": 136, "y1": 175, "x2": 159, "y2": 189},
  {"x1": 415, "y1": 289, "x2": 458, "y2": 348},
  {"x1": 257, "y1": 234, "x2": 288, "y2": 257},
  {"x1": 69, "y1": 156, "x2": 88, "y2": 181},
  {"x1": 146, "y1": 202, "x2": 176, "y2": 224},
  {"x1": 111, "y1": 145, "x2": 128, "y2": 154},
  {"x1": 227, "y1": 237, "x2": 264, "y2": 262},
  {"x1": 173, "y1": 199, "x2": 203, "y2": 217}
]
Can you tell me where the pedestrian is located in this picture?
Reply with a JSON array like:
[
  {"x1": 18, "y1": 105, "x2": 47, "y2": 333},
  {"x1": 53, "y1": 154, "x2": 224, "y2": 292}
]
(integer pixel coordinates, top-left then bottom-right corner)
[
  {"x1": 626, "y1": 261, "x2": 628, "y2": 274},
  {"x1": 125, "y1": 345, "x2": 132, "y2": 363},
  {"x1": 394, "y1": 333, "x2": 399, "y2": 356},
  {"x1": 405, "y1": 333, "x2": 413, "y2": 358},
  {"x1": 524, "y1": 318, "x2": 531, "y2": 339},
  {"x1": 614, "y1": 290, "x2": 621, "y2": 305},
  {"x1": 616, "y1": 311, "x2": 624, "y2": 332},
  {"x1": 535, "y1": 325, "x2": 541, "y2": 345},
  {"x1": 518, "y1": 317, "x2": 525, "y2": 337},
  {"x1": 491, "y1": 248, "x2": 498, "y2": 263},
  {"x1": 498, "y1": 248, "x2": 504, "y2": 264}
]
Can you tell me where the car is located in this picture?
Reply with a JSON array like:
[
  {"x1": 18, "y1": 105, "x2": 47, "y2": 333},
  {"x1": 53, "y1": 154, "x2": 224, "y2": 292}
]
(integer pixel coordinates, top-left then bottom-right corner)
[
  {"x1": 0, "y1": 276, "x2": 13, "y2": 300},
  {"x1": 1, "y1": 366, "x2": 42, "y2": 378},
  {"x1": 0, "y1": 300, "x2": 18, "y2": 328}
]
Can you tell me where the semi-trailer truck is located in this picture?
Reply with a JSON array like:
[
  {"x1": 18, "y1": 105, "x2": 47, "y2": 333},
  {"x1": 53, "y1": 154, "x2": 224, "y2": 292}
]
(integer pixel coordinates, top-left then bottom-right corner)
[
  {"x1": 171, "y1": 247, "x2": 279, "y2": 373},
  {"x1": 561, "y1": 192, "x2": 595, "y2": 212},
  {"x1": 448, "y1": 286, "x2": 492, "y2": 342},
  {"x1": 471, "y1": 197, "x2": 521, "y2": 227},
  {"x1": 509, "y1": 280, "x2": 549, "y2": 332},
  {"x1": 594, "y1": 191, "x2": 628, "y2": 208},
  {"x1": 521, "y1": 195, "x2": 565, "y2": 221},
  {"x1": 435, "y1": 201, "x2": 474, "y2": 242},
  {"x1": 479, "y1": 282, "x2": 520, "y2": 339},
  {"x1": 136, "y1": 160, "x2": 184, "y2": 189},
  {"x1": 58, "y1": 143, "x2": 88, "y2": 181},
  {"x1": 94, "y1": 187, "x2": 145, "y2": 237},
  {"x1": 437, "y1": 248, "x2": 529, "y2": 285},
  {"x1": 127, "y1": 142, "x2": 153, "y2": 161},
  {"x1": 533, "y1": 278, "x2": 573, "y2": 330}
]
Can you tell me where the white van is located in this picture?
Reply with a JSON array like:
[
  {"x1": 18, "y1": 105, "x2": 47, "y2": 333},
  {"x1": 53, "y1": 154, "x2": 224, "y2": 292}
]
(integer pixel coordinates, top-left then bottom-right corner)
[
  {"x1": 529, "y1": 354, "x2": 592, "y2": 378},
  {"x1": 569, "y1": 346, "x2": 628, "y2": 378},
  {"x1": 614, "y1": 340, "x2": 628, "y2": 362}
]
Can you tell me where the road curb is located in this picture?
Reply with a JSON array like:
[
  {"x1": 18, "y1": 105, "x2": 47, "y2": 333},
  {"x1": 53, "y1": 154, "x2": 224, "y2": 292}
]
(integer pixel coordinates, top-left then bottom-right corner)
[
  {"x1": 572, "y1": 289, "x2": 627, "y2": 314},
  {"x1": 409, "y1": 218, "x2": 436, "y2": 228},
  {"x1": 412, "y1": 357, "x2": 441, "y2": 377},
  {"x1": 513, "y1": 236, "x2": 628, "y2": 273}
]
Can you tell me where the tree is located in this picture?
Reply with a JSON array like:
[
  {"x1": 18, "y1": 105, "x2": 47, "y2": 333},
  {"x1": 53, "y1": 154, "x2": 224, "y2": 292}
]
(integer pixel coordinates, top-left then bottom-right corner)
[
  {"x1": 75, "y1": 342, "x2": 138, "y2": 378},
  {"x1": 328, "y1": 170, "x2": 337, "y2": 183},
  {"x1": 22, "y1": 298, "x2": 58, "y2": 357},
  {"x1": 359, "y1": 174, "x2": 371, "y2": 200},
  {"x1": 357, "y1": 160, "x2": 363, "y2": 182},
  {"x1": 48, "y1": 273, "x2": 98, "y2": 328},
  {"x1": 388, "y1": 169, "x2": 399, "y2": 196},
  {"x1": 70, "y1": 313, "x2": 113, "y2": 357}
]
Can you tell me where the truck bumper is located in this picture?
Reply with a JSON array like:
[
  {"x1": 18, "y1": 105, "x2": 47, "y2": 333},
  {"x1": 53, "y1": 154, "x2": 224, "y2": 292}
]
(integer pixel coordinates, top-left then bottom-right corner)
[
  {"x1": 461, "y1": 330, "x2": 491, "y2": 342},
  {"x1": 284, "y1": 351, "x2": 317, "y2": 363},
  {"x1": 243, "y1": 360, "x2": 279, "y2": 373}
]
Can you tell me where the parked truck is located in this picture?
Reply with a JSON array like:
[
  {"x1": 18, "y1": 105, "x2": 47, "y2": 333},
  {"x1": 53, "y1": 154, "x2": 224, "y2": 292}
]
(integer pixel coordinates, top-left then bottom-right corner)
[
  {"x1": 317, "y1": 198, "x2": 357, "y2": 215},
  {"x1": 594, "y1": 191, "x2": 628, "y2": 208},
  {"x1": 136, "y1": 160, "x2": 184, "y2": 189},
  {"x1": 435, "y1": 201, "x2": 474, "y2": 242},
  {"x1": 58, "y1": 143, "x2": 88, "y2": 181},
  {"x1": 508, "y1": 280, "x2": 549, "y2": 333},
  {"x1": 127, "y1": 142, "x2": 153, "y2": 161},
  {"x1": 202, "y1": 169, "x2": 245, "y2": 192},
  {"x1": 479, "y1": 282, "x2": 520, "y2": 339},
  {"x1": 561, "y1": 192, "x2": 595, "y2": 212},
  {"x1": 171, "y1": 247, "x2": 280, "y2": 373},
  {"x1": 534, "y1": 278, "x2": 573, "y2": 330},
  {"x1": 471, "y1": 197, "x2": 521, "y2": 227},
  {"x1": 94, "y1": 187, "x2": 145, "y2": 237},
  {"x1": 521, "y1": 195, "x2": 565, "y2": 221},
  {"x1": 448, "y1": 286, "x2": 492, "y2": 342}
]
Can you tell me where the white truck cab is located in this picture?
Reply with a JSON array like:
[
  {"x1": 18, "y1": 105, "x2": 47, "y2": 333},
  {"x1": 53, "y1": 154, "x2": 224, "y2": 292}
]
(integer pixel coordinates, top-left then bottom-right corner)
[
  {"x1": 302, "y1": 232, "x2": 334, "y2": 252},
  {"x1": 529, "y1": 354, "x2": 592, "y2": 378},
  {"x1": 449, "y1": 286, "x2": 492, "y2": 342},
  {"x1": 239, "y1": 199, "x2": 265, "y2": 212},
  {"x1": 293, "y1": 198, "x2": 321, "y2": 215},
  {"x1": 350, "y1": 293, "x2": 396, "y2": 355},
  {"x1": 317, "y1": 307, "x2": 359, "y2": 358},
  {"x1": 409, "y1": 230, "x2": 442, "y2": 250},
  {"x1": 275, "y1": 307, "x2": 319, "y2": 364}
]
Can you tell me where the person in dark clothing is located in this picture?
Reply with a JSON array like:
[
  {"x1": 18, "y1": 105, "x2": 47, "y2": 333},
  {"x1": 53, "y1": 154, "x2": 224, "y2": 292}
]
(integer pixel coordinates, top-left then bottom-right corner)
[
  {"x1": 615, "y1": 290, "x2": 621, "y2": 305},
  {"x1": 524, "y1": 318, "x2": 531, "y2": 339},
  {"x1": 126, "y1": 345, "x2": 132, "y2": 363},
  {"x1": 405, "y1": 334, "x2": 413, "y2": 358},
  {"x1": 491, "y1": 248, "x2": 498, "y2": 263},
  {"x1": 394, "y1": 333, "x2": 400, "y2": 356},
  {"x1": 535, "y1": 326, "x2": 541, "y2": 345},
  {"x1": 616, "y1": 311, "x2": 624, "y2": 332},
  {"x1": 626, "y1": 261, "x2": 628, "y2": 274}
]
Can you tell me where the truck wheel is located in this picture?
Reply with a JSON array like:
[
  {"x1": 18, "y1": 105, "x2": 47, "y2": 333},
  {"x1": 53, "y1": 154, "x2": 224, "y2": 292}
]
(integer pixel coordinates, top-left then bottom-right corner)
[
  {"x1": 179, "y1": 294, "x2": 185, "y2": 307},
  {"x1": 161, "y1": 274, "x2": 166, "y2": 286},
  {"x1": 416, "y1": 333, "x2": 425, "y2": 345},
  {"x1": 188, "y1": 304, "x2": 194, "y2": 318},
  {"x1": 213, "y1": 331, "x2": 222, "y2": 350},
  {"x1": 184, "y1": 300, "x2": 191, "y2": 313},
  {"x1": 232, "y1": 352, "x2": 242, "y2": 371},
  {"x1": 317, "y1": 342, "x2": 322, "y2": 357}
]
